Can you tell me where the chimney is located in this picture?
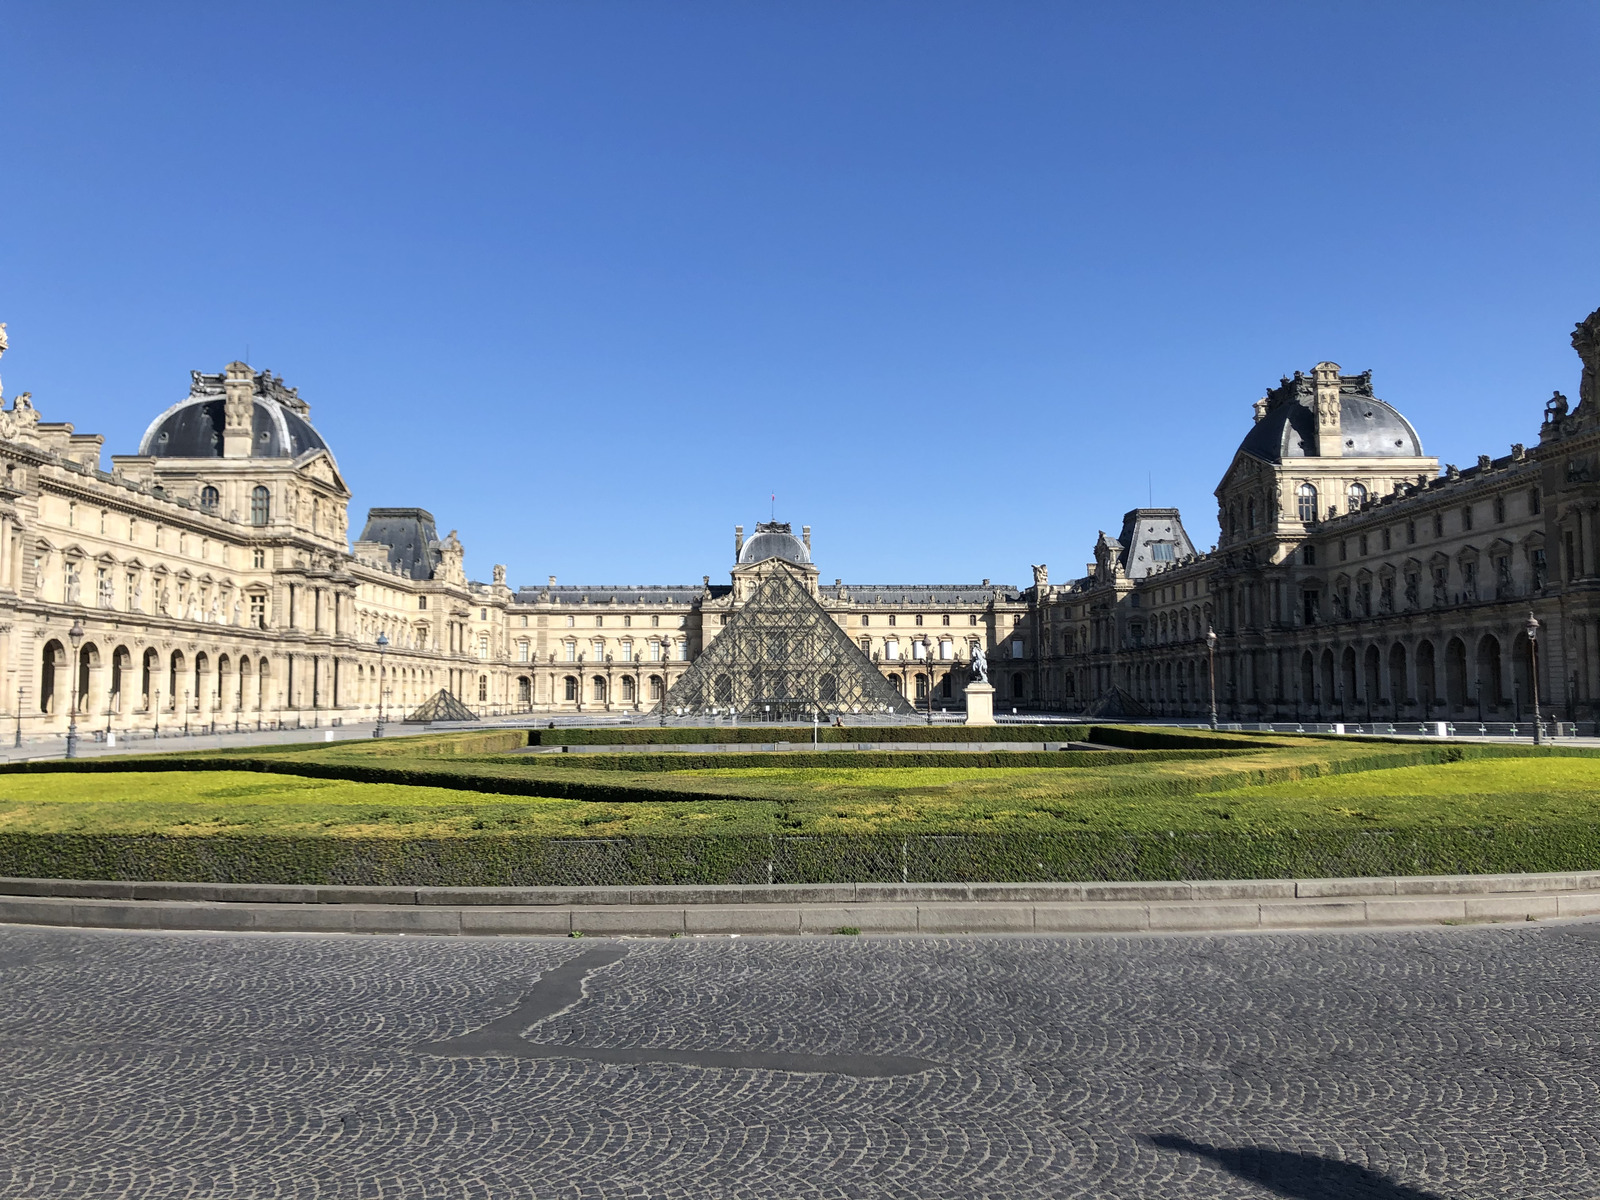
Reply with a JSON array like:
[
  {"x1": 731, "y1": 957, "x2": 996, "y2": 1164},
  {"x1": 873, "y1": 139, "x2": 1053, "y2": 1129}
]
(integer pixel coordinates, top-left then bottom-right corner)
[
  {"x1": 1252, "y1": 395, "x2": 1269, "y2": 424},
  {"x1": 222, "y1": 361, "x2": 254, "y2": 458},
  {"x1": 548, "y1": 575, "x2": 556, "y2": 588},
  {"x1": 734, "y1": 525, "x2": 744, "y2": 560},
  {"x1": 1313, "y1": 362, "x2": 1342, "y2": 457},
  {"x1": 802, "y1": 525, "x2": 811, "y2": 555}
]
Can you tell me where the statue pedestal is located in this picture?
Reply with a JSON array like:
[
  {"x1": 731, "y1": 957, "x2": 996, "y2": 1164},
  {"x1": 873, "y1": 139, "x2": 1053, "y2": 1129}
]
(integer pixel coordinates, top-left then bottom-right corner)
[{"x1": 964, "y1": 682, "x2": 995, "y2": 726}]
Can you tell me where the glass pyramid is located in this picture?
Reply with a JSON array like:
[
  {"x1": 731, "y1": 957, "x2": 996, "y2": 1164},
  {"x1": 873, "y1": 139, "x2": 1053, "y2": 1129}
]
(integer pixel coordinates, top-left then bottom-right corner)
[
  {"x1": 662, "y1": 570, "x2": 917, "y2": 719},
  {"x1": 403, "y1": 689, "x2": 481, "y2": 723}
]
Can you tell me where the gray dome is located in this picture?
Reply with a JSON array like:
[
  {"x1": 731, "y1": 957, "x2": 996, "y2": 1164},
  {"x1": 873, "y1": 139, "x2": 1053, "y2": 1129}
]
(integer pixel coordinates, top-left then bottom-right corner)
[
  {"x1": 138, "y1": 368, "x2": 332, "y2": 461},
  {"x1": 739, "y1": 525, "x2": 810, "y2": 565},
  {"x1": 139, "y1": 396, "x2": 328, "y2": 459},
  {"x1": 1239, "y1": 382, "x2": 1422, "y2": 463}
]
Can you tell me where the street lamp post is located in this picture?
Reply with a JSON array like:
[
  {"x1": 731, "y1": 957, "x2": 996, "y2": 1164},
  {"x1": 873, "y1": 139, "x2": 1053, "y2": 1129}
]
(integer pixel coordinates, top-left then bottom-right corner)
[
  {"x1": 373, "y1": 632, "x2": 390, "y2": 738},
  {"x1": 1526, "y1": 612, "x2": 1543, "y2": 745},
  {"x1": 1205, "y1": 627, "x2": 1219, "y2": 731},
  {"x1": 65, "y1": 619, "x2": 84, "y2": 759},
  {"x1": 15, "y1": 684, "x2": 23, "y2": 748}
]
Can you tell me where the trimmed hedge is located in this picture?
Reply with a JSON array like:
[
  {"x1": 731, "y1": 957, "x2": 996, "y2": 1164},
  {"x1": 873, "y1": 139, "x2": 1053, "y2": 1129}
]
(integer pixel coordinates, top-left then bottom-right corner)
[
  {"x1": 522, "y1": 748, "x2": 1245, "y2": 772},
  {"x1": 4, "y1": 823, "x2": 1599, "y2": 886},
  {"x1": 524, "y1": 724, "x2": 1106, "y2": 746}
]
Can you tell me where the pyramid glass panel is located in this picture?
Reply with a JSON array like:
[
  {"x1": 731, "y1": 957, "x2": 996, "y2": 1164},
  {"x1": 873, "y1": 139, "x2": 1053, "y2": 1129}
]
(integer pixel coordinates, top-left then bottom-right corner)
[
  {"x1": 663, "y1": 570, "x2": 916, "y2": 718},
  {"x1": 404, "y1": 689, "x2": 481, "y2": 723}
]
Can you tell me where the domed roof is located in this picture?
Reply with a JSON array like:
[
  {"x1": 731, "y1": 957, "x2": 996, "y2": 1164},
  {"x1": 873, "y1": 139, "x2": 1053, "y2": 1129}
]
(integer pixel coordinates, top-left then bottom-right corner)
[
  {"x1": 1238, "y1": 369, "x2": 1423, "y2": 462},
  {"x1": 739, "y1": 522, "x2": 810, "y2": 565},
  {"x1": 137, "y1": 367, "x2": 331, "y2": 462}
]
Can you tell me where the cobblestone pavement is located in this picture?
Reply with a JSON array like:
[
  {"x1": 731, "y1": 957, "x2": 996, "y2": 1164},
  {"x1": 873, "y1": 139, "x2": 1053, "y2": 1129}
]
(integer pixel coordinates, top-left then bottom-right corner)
[{"x1": 3, "y1": 923, "x2": 1600, "y2": 1199}]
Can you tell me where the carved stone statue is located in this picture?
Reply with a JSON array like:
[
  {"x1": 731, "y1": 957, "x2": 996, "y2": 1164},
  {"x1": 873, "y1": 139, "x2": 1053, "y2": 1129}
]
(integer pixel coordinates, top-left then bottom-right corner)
[
  {"x1": 1546, "y1": 390, "x2": 1569, "y2": 422},
  {"x1": 1032, "y1": 563, "x2": 1048, "y2": 588},
  {"x1": 969, "y1": 643, "x2": 989, "y2": 685},
  {"x1": 1574, "y1": 306, "x2": 1600, "y2": 411}
]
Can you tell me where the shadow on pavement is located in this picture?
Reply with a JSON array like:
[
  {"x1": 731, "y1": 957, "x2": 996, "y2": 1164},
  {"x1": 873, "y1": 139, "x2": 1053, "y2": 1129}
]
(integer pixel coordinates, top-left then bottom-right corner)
[{"x1": 1146, "y1": 1135, "x2": 1447, "y2": 1199}]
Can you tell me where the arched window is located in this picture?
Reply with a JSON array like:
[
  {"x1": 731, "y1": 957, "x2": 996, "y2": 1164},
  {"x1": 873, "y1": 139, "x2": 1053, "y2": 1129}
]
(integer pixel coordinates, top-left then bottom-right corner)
[
  {"x1": 564, "y1": 675, "x2": 578, "y2": 701},
  {"x1": 649, "y1": 675, "x2": 663, "y2": 700},
  {"x1": 199, "y1": 485, "x2": 219, "y2": 512},
  {"x1": 1297, "y1": 484, "x2": 1318, "y2": 523},
  {"x1": 250, "y1": 486, "x2": 270, "y2": 526},
  {"x1": 1347, "y1": 482, "x2": 1367, "y2": 512},
  {"x1": 592, "y1": 675, "x2": 607, "y2": 702},
  {"x1": 517, "y1": 677, "x2": 531, "y2": 704}
]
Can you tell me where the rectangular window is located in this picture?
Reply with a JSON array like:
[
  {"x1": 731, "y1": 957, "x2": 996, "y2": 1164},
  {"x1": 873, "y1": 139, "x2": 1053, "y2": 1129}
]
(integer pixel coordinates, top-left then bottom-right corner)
[
  {"x1": 418, "y1": 596, "x2": 428, "y2": 610},
  {"x1": 914, "y1": 614, "x2": 923, "y2": 625},
  {"x1": 518, "y1": 642, "x2": 529, "y2": 662},
  {"x1": 940, "y1": 640, "x2": 953, "y2": 659},
  {"x1": 249, "y1": 593, "x2": 266, "y2": 629},
  {"x1": 1494, "y1": 496, "x2": 1506, "y2": 523},
  {"x1": 519, "y1": 614, "x2": 527, "y2": 626},
  {"x1": 1567, "y1": 531, "x2": 1578, "y2": 580},
  {"x1": 1462, "y1": 505, "x2": 1474, "y2": 531},
  {"x1": 1339, "y1": 540, "x2": 1347, "y2": 561},
  {"x1": 1530, "y1": 487, "x2": 1542, "y2": 515},
  {"x1": 1433, "y1": 513, "x2": 1444, "y2": 538},
  {"x1": 564, "y1": 642, "x2": 576, "y2": 662},
  {"x1": 861, "y1": 615, "x2": 870, "y2": 626},
  {"x1": 565, "y1": 615, "x2": 575, "y2": 627},
  {"x1": 595, "y1": 615, "x2": 604, "y2": 627},
  {"x1": 969, "y1": 615, "x2": 978, "y2": 625},
  {"x1": 649, "y1": 640, "x2": 661, "y2": 661},
  {"x1": 1358, "y1": 534, "x2": 1368, "y2": 556},
  {"x1": 1303, "y1": 590, "x2": 1320, "y2": 625},
  {"x1": 478, "y1": 634, "x2": 490, "y2": 659},
  {"x1": 1407, "y1": 520, "x2": 1416, "y2": 545},
  {"x1": 1533, "y1": 548, "x2": 1547, "y2": 590},
  {"x1": 651, "y1": 615, "x2": 660, "y2": 627},
  {"x1": 1010, "y1": 638, "x2": 1024, "y2": 658},
  {"x1": 1497, "y1": 556, "x2": 1512, "y2": 594},
  {"x1": 1301, "y1": 544, "x2": 1316, "y2": 566},
  {"x1": 623, "y1": 615, "x2": 631, "y2": 627},
  {"x1": 621, "y1": 642, "x2": 632, "y2": 662},
  {"x1": 676, "y1": 641, "x2": 687, "y2": 661},
  {"x1": 1382, "y1": 528, "x2": 1391, "y2": 551},
  {"x1": 888, "y1": 614, "x2": 896, "y2": 626}
]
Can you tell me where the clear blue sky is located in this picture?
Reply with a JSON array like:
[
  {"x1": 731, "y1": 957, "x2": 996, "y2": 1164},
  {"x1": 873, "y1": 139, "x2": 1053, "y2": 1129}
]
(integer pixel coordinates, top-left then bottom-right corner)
[{"x1": 2, "y1": 3, "x2": 1597, "y2": 589}]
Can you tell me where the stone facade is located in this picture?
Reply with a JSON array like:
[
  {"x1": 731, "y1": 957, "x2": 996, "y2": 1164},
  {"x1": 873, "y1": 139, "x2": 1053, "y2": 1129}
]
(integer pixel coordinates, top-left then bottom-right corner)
[
  {"x1": 2, "y1": 302, "x2": 1596, "y2": 733},
  {"x1": 1048, "y1": 304, "x2": 1600, "y2": 724}
]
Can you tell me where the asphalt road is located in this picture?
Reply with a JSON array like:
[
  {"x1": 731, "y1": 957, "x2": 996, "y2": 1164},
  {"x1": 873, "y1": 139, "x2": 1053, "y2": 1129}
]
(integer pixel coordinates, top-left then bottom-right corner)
[{"x1": 3, "y1": 921, "x2": 1599, "y2": 1198}]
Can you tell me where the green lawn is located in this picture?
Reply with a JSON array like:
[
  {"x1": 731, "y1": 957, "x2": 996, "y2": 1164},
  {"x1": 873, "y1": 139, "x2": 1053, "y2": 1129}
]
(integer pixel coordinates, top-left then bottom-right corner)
[{"x1": 3, "y1": 746, "x2": 1597, "y2": 839}]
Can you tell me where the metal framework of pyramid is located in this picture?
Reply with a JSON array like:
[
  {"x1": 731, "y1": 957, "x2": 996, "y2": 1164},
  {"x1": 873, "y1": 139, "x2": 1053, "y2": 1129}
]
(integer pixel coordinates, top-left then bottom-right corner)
[
  {"x1": 663, "y1": 570, "x2": 916, "y2": 719},
  {"x1": 404, "y1": 689, "x2": 481, "y2": 723}
]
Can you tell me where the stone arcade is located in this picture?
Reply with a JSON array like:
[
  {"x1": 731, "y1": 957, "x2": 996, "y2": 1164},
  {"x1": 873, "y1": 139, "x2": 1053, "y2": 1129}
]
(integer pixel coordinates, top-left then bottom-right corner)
[{"x1": 0, "y1": 303, "x2": 1597, "y2": 736}]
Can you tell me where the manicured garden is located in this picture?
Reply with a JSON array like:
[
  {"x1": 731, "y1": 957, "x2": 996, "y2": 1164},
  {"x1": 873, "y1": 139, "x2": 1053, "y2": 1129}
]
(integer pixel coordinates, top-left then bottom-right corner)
[{"x1": 1, "y1": 726, "x2": 1598, "y2": 885}]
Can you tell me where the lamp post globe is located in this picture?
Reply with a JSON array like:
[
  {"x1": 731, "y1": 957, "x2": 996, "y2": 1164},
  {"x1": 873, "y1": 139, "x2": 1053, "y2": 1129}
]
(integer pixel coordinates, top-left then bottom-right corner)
[
  {"x1": 65, "y1": 619, "x2": 85, "y2": 759},
  {"x1": 1205, "y1": 627, "x2": 1219, "y2": 731},
  {"x1": 1526, "y1": 612, "x2": 1543, "y2": 745},
  {"x1": 373, "y1": 632, "x2": 390, "y2": 739}
]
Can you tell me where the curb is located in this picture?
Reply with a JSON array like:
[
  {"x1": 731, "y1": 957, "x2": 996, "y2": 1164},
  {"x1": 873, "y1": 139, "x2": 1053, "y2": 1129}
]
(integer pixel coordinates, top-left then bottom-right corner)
[{"x1": 3, "y1": 871, "x2": 1600, "y2": 936}]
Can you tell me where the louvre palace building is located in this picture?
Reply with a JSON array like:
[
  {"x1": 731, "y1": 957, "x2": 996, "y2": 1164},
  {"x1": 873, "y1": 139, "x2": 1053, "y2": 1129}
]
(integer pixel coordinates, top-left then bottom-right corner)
[{"x1": 0, "y1": 303, "x2": 1597, "y2": 740}]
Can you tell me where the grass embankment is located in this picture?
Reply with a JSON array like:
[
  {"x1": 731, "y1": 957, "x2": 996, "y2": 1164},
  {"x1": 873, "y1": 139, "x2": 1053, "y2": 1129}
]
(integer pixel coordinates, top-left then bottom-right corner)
[{"x1": 4, "y1": 728, "x2": 1600, "y2": 885}]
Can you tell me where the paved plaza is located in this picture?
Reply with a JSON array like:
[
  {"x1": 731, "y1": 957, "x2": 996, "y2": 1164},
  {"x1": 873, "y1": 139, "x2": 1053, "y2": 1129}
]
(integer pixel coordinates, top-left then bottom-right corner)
[{"x1": 2, "y1": 923, "x2": 1599, "y2": 1198}]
